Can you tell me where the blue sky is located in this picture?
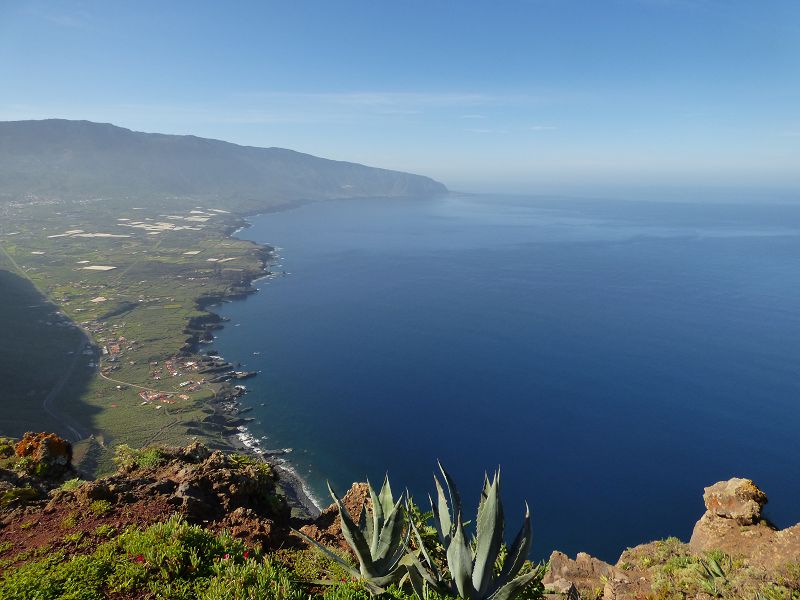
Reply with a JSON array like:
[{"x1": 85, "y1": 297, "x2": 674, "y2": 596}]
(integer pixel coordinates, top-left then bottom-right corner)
[{"x1": 1, "y1": 0, "x2": 798, "y2": 194}]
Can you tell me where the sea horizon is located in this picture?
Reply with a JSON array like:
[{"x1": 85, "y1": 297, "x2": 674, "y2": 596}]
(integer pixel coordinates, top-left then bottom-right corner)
[{"x1": 208, "y1": 191, "x2": 800, "y2": 561}]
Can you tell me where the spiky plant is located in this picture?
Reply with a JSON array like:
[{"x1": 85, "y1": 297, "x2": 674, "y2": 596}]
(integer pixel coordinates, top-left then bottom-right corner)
[
  {"x1": 697, "y1": 555, "x2": 730, "y2": 597},
  {"x1": 294, "y1": 476, "x2": 408, "y2": 594},
  {"x1": 407, "y1": 463, "x2": 543, "y2": 600}
]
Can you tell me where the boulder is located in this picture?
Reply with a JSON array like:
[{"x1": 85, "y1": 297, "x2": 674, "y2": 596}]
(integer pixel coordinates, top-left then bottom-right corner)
[
  {"x1": 218, "y1": 506, "x2": 274, "y2": 541},
  {"x1": 543, "y1": 550, "x2": 617, "y2": 598},
  {"x1": 14, "y1": 432, "x2": 72, "y2": 477},
  {"x1": 702, "y1": 478, "x2": 767, "y2": 525},
  {"x1": 689, "y1": 478, "x2": 800, "y2": 570},
  {"x1": 298, "y1": 482, "x2": 369, "y2": 554}
]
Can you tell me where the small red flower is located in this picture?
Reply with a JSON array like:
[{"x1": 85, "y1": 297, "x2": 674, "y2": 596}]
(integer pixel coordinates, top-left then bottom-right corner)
[
  {"x1": 224, "y1": 553, "x2": 231, "y2": 560},
  {"x1": 243, "y1": 551, "x2": 250, "y2": 559},
  {"x1": 134, "y1": 555, "x2": 144, "y2": 563}
]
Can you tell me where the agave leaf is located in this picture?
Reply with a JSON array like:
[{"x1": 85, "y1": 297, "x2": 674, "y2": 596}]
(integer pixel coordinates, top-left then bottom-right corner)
[
  {"x1": 707, "y1": 557, "x2": 726, "y2": 578},
  {"x1": 489, "y1": 565, "x2": 544, "y2": 600},
  {"x1": 437, "y1": 461, "x2": 463, "y2": 522},
  {"x1": 432, "y1": 477, "x2": 452, "y2": 547},
  {"x1": 379, "y1": 473, "x2": 395, "y2": 516},
  {"x1": 447, "y1": 518, "x2": 477, "y2": 599},
  {"x1": 292, "y1": 528, "x2": 361, "y2": 580},
  {"x1": 328, "y1": 482, "x2": 376, "y2": 577},
  {"x1": 376, "y1": 542, "x2": 408, "y2": 578},
  {"x1": 477, "y1": 472, "x2": 491, "y2": 515},
  {"x1": 362, "y1": 501, "x2": 374, "y2": 550},
  {"x1": 368, "y1": 567, "x2": 406, "y2": 588},
  {"x1": 407, "y1": 513, "x2": 441, "y2": 581},
  {"x1": 407, "y1": 563, "x2": 428, "y2": 600},
  {"x1": 373, "y1": 494, "x2": 404, "y2": 564},
  {"x1": 406, "y1": 548, "x2": 447, "y2": 592},
  {"x1": 473, "y1": 472, "x2": 504, "y2": 595},
  {"x1": 491, "y1": 502, "x2": 532, "y2": 597},
  {"x1": 472, "y1": 471, "x2": 492, "y2": 546},
  {"x1": 368, "y1": 479, "x2": 385, "y2": 555}
]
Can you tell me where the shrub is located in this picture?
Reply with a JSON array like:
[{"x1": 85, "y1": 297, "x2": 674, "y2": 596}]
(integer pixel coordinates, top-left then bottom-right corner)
[
  {"x1": 94, "y1": 524, "x2": 117, "y2": 539},
  {"x1": 59, "y1": 478, "x2": 86, "y2": 492},
  {"x1": 0, "y1": 437, "x2": 15, "y2": 458},
  {"x1": 408, "y1": 465, "x2": 544, "y2": 600},
  {"x1": 0, "y1": 486, "x2": 38, "y2": 507},
  {"x1": 113, "y1": 444, "x2": 166, "y2": 470},
  {"x1": 89, "y1": 500, "x2": 113, "y2": 516},
  {"x1": 199, "y1": 558, "x2": 307, "y2": 600},
  {"x1": 137, "y1": 447, "x2": 166, "y2": 469},
  {"x1": 295, "y1": 476, "x2": 408, "y2": 593},
  {"x1": 62, "y1": 532, "x2": 85, "y2": 545},
  {"x1": 61, "y1": 512, "x2": 79, "y2": 529}
]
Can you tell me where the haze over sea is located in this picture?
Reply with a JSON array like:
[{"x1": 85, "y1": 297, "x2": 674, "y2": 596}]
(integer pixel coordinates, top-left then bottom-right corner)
[{"x1": 210, "y1": 193, "x2": 800, "y2": 561}]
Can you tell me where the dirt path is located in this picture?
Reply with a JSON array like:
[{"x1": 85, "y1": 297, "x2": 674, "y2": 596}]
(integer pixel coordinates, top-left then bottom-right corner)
[{"x1": 97, "y1": 371, "x2": 162, "y2": 392}]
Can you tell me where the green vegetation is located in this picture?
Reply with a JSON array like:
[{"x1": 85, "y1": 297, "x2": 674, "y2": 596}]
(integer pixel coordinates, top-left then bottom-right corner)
[
  {"x1": 0, "y1": 486, "x2": 38, "y2": 507},
  {"x1": 60, "y1": 512, "x2": 79, "y2": 529},
  {"x1": 0, "y1": 516, "x2": 424, "y2": 600},
  {"x1": 298, "y1": 477, "x2": 409, "y2": 592},
  {"x1": 0, "y1": 120, "x2": 446, "y2": 210},
  {"x1": 619, "y1": 538, "x2": 800, "y2": 600},
  {"x1": 0, "y1": 119, "x2": 445, "y2": 473},
  {"x1": 58, "y1": 478, "x2": 86, "y2": 492},
  {"x1": 113, "y1": 444, "x2": 166, "y2": 470},
  {"x1": 88, "y1": 499, "x2": 113, "y2": 516},
  {"x1": 0, "y1": 195, "x2": 272, "y2": 472},
  {"x1": 296, "y1": 467, "x2": 543, "y2": 600},
  {"x1": 93, "y1": 524, "x2": 117, "y2": 539},
  {"x1": 407, "y1": 465, "x2": 542, "y2": 600}
]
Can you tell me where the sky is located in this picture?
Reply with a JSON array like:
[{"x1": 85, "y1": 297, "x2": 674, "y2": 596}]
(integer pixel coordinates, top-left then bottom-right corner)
[{"x1": 0, "y1": 0, "x2": 799, "y2": 195}]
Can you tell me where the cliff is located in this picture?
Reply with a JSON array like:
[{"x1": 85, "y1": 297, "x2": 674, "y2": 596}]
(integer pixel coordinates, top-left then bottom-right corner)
[{"x1": 1, "y1": 433, "x2": 798, "y2": 599}]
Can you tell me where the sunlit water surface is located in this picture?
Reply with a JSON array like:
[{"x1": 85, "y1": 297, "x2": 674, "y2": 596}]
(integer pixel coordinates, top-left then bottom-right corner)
[{"x1": 210, "y1": 194, "x2": 800, "y2": 560}]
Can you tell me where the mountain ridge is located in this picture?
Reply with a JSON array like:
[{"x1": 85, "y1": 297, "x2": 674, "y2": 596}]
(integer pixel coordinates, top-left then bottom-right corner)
[{"x1": 0, "y1": 119, "x2": 447, "y2": 210}]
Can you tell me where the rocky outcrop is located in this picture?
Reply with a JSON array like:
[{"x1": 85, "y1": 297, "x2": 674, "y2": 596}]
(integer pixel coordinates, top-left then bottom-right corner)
[
  {"x1": 0, "y1": 433, "x2": 76, "y2": 510},
  {"x1": 542, "y1": 477, "x2": 800, "y2": 600},
  {"x1": 13, "y1": 432, "x2": 72, "y2": 477},
  {"x1": 297, "y1": 482, "x2": 370, "y2": 555},
  {"x1": 543, "y1": 551, "x2": 617, "y2": 597},
  {"x1": 701, "y1": 478, "x2": 767, "y2": 525},
  {"x1": 47, "y1": 442, "x2": 290, "y2": 527},
  {"x1": 690, "y1": 478, "x2": 800, "y2": 571}
]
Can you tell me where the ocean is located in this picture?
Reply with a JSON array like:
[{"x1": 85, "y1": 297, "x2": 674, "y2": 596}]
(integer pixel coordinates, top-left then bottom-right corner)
[{"x1": 209, "y1": 193, "x2": 800, "y2": 561}]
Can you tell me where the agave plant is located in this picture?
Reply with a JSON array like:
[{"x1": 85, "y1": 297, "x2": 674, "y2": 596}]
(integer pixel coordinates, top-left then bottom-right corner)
[
  {"x1": 406, "y1": 463, "x2": 543, "y2": 600},
  {"x1": 294, "y1": 476, "x2": 408, "y2": 594},
  {"x1": 697, "y1": 554, "x2": 730, "y2": 597}
]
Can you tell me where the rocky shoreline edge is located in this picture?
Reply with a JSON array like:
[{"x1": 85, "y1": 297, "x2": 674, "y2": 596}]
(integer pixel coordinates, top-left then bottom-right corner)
[{"x1": 177, "y1": 215, "x2": 321, "y2": 519}]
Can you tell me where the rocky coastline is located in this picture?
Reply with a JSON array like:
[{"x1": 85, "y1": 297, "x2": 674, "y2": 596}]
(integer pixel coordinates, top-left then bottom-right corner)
[{"x1": 176, "y1": 216, "x2": 321, "y2": 519}]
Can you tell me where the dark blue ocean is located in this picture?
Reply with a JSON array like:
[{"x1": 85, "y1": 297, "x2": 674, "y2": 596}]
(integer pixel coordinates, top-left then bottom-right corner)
[{"x1": 210, "y1": 194, "x2": 800, "y2": 561}]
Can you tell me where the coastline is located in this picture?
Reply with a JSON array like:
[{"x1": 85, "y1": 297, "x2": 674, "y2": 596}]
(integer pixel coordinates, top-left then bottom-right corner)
[
  {"x1": 189, "y1": 196, "x2": 450, "y2": 520},
  {"x1": 184, "y1": 211, "x2": 323, "y2": 519}
]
